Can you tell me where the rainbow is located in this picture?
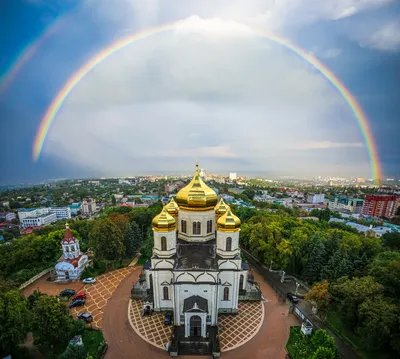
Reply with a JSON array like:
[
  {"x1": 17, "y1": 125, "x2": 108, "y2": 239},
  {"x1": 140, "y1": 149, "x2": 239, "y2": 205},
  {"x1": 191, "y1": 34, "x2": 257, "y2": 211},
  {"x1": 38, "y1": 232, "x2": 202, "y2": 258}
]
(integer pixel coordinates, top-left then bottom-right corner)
[
  {"x1": 32, "y1": 20, "x2": 382, "y2": 180},
  {"x1": 0, "y1": 15, "x2": 69, "y2": 97}
]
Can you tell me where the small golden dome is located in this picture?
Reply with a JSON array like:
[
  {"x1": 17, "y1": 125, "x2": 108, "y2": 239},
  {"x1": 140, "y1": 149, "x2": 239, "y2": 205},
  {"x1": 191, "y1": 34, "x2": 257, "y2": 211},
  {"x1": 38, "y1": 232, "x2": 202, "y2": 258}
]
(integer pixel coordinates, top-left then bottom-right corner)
[
  {"x1": 176, "y1": 163, "x2": 218, "y2": 211},
  {"x1": 152, "y1": 207, "x2": 176, "y2": 232},
  {"x1": 165, "y1": 197, "x2": 179, "y2": 217},
  {"x1": 217, "y1": 208, "x2": 241, "y2": 232},
  {"x1": 215, "y1": 198, "x2": 229, "y2": 217}
]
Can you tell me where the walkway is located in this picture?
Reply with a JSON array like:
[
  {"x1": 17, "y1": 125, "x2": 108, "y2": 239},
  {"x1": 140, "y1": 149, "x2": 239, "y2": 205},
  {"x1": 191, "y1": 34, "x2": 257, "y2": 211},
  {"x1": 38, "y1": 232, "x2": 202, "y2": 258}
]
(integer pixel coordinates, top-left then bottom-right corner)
[{"x1": 102, "y1": 267, "x2": 297, "y2": 359}]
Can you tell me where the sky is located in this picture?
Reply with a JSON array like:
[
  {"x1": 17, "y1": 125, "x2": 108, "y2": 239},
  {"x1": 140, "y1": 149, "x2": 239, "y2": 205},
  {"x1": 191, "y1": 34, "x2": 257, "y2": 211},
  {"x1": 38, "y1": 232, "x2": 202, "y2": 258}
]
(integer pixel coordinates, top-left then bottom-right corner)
[{"x1": 0, "y1": 0, "x2": 399, "y2": 184}]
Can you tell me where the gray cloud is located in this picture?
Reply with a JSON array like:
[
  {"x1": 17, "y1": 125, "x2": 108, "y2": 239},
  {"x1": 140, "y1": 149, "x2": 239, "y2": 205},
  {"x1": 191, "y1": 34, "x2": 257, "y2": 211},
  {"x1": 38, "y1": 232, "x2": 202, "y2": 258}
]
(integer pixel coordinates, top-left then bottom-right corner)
[{"x1": 41, "y1": 16, "x2": 372, "y2": 177}]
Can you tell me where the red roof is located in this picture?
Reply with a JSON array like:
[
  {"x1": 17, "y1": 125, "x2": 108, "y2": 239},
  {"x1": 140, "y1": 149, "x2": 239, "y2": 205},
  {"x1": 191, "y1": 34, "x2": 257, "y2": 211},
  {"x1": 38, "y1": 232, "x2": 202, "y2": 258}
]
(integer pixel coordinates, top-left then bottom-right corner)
[
  {"x1": 57, "y1": 254, "x2": 82, "y2": 268},
  {"x1": 62, "y1": 227, "x2": 77, "y2": 244}
]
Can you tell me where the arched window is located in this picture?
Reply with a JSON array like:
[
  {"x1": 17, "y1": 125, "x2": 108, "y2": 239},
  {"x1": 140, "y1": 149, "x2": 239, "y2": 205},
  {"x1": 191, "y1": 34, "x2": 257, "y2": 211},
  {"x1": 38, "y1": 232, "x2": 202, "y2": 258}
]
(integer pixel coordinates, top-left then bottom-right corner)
[
  {"x1": 161, "y1": 236, "x2": 167, "y2": 251},
  {"x1": 193, "y1": 221, "x2": 201, "y2": 235},
  {"x1": 226, "y1": 237, "x2": 232, "y2": 251},
  {"x1": 181, "y1": 220, "x2": 187, "y2": 233},
  {"x1": 207, "y1": 220, "x2": 213, "y2": 233},
  {"x1": 223, "y1": 287, "x2": 229, "y2": 301},
  {"x1": 163, "y1": 286, "x2": 169, "y2": 300}
]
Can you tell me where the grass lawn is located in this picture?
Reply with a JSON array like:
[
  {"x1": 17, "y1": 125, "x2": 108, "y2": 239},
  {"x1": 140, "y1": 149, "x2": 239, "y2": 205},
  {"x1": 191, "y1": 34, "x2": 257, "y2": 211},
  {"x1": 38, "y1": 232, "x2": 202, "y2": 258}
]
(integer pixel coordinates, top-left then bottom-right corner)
[
  {"x1": 82, "y1": 328, "x2": 104, "y2": 359},
  {"x1": 326, "y1": 311, "x2": 393, "y2": 359}
]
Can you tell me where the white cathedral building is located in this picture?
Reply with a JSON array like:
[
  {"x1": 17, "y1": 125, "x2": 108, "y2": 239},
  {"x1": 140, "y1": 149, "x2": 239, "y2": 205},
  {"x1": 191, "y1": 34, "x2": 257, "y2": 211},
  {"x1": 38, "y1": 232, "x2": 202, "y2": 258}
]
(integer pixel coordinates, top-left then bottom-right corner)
[{"x1": 133, "y1": 164, "x2": 261, "y2": 357}]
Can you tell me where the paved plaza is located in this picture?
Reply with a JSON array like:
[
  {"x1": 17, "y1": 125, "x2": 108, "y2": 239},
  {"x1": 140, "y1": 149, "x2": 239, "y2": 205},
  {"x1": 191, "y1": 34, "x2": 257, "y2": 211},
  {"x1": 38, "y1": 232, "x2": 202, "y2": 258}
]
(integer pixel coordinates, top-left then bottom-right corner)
[
  {"x1": 128, "y1": 299, "x2": 264, "y2": 352},
  {"x1": 71, "y1": 267, "x2": 134, "y2": 328}
]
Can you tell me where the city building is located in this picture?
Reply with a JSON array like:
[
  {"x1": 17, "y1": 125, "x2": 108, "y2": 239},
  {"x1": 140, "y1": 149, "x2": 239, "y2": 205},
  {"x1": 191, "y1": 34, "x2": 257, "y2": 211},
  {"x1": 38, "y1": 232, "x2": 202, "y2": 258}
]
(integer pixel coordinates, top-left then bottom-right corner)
[
  {"x1": 362, "y1": 195, "x2": 400, "y2": 218},
  {"x1": 54, "y1": 224, "x2": 89, "y2": 281},
  {"x1": 81, "y1": 198, "x2": 96, "y2": 216},
  {"x1": 0, "y1": 212, "x2": 16, "y2": 222},
  {"x1": 132, "y1": 164, "x2": 261, "y2": 356},
  {"x1": 49, "y1": 206, "x2": 71, "y2": 220},
  {"x1": 229, "y1": 172, "x2": 237, "y2": 181},
  {"x1": 307, "y1": 193, "x2": 325, "y2": 204},
  {"x1": 329, "y1": 196, "x2": 364, "y2": 214},
  {"x1": 68, "y1": 203, "x2": 81, "y2": 216},
  {"x1": 18, "y1": 208, "x2": 57, "y2": 229}
]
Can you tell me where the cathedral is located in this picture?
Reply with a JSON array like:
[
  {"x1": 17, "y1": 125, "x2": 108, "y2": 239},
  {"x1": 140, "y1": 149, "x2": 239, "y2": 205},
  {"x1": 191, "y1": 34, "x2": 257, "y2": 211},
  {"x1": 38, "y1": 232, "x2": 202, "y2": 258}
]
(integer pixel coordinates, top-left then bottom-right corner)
[{"x1": 133, "y1": 164, "x2": 262, "y2": 357}]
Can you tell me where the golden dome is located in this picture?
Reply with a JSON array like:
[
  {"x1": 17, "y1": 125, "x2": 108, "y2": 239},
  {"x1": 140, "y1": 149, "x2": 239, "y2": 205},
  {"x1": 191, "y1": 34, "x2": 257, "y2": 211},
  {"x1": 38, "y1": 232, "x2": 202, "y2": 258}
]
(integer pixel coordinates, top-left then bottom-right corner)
[
  {"x1": 152, "y1": 207, "x2": 176, "y2": 232},
  {"x1": 176, "y1": 163, "x2": 218, "y2": 211},
  {"x1": 217, "y1": 208, "x2": 241, "y2": 232},
  {"x1": 165, "y1": 197, "x2": 179, "y2": 217},
  {"x1": 215, "y1": 198, "x2": 229, "y2": 218}
]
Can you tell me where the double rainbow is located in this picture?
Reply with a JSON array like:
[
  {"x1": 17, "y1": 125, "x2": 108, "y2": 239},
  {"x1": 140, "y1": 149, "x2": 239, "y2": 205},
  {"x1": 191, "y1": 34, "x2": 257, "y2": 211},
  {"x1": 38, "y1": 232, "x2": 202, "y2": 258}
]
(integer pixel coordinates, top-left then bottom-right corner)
[{"x1": 32, "y1": 21, "x2": 382, "y2": 180}]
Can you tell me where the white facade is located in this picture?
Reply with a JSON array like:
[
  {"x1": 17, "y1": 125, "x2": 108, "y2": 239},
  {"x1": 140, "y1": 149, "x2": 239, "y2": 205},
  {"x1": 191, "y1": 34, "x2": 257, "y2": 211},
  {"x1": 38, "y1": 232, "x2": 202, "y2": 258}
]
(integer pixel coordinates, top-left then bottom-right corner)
[
  {"x1": 55, "y1": 224, "x2": 89, "y2": 281},
  {"x1": 229, "y1": 172, "x2": 237, "y2": 181},
  {"x1": 49, "y1": 207, "x2": 71, "y2": 220},
  {"x1": 136, "y1": 166, "x2": 260, "y2": 349},
  {"x1": 19, "y1": 207, "x2": 57, "y2": 228},
  {"x1": 81, "y1": 198, "x2": 96, "y2": 215},
  {"x1": 307, "y1": 193, "x2": 325, "y2": 204}
]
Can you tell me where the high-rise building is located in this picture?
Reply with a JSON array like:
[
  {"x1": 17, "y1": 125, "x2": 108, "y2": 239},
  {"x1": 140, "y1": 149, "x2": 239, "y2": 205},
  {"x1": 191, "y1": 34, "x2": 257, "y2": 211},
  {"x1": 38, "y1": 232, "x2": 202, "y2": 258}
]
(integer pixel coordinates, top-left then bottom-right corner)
[
  {"x1": 229, "y1": 173, "x2": 237, "y2": 181},
  {"x1": 81, "y1": 198, "x2": 96, "y2": 216},
  {"x1": 18, "y1": 208, "x2": 58, "y2": 228},
  {"x1": 362, "y1": 195, "x2": 400, "y2": 218}
]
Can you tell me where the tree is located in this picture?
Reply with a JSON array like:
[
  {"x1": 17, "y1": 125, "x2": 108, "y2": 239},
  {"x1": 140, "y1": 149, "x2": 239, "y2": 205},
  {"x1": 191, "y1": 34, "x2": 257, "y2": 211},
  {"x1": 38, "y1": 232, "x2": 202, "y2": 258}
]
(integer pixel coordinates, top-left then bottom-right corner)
[
  {"x1": 311, "y1": 346, "x2": 337, "y2": 359},
  {"x1": 109, "y1": 214, "x2": 129, "y2": 232},
  {"x1": 368, "y1": 251, "x2": 400, "y2": 298},
  {"x1": 330, "y1": 276, "x2": 384, "y2": 327},
  {"x1": 321, "y1": 250, "x2": 353, "y2": 281},
  {"x1": 31, "y1": 295, "x2": 83, "y2": 351},
  {"x1": 123, "y1": 221, "x2": 141, "y2": 257},
  {"x1": 357, "y1": 296, "x2": 399, "y2": 350},
  {"x1": 303, "y1": 240, "x2": 327, "y2": 283},
  {"x1": 311, "y1": 329, "x2": 336, "y2": 352},
  {"x1": 89, "y1": 219, "x2": 125, "y2": 261},
  {"x1": 382, "y1": 232, "x2": 400, "y2": 251},
  {"x1": 305, "y1": 281, "x2": 332, "y2": 315},
  {"x1": 0, "y1": 290, "x2": 31, "y2": 353}
]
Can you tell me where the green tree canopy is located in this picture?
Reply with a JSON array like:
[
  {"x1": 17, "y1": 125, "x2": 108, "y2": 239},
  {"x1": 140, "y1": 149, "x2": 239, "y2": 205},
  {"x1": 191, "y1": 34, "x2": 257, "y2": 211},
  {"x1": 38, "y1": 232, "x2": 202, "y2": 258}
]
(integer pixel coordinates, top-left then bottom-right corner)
[
  {"x1": 89, "y1": 218, "x2": 125, "y2": 261},
  {"x1": 0, "y1": 290, "x2": 31, "y2": 353}
]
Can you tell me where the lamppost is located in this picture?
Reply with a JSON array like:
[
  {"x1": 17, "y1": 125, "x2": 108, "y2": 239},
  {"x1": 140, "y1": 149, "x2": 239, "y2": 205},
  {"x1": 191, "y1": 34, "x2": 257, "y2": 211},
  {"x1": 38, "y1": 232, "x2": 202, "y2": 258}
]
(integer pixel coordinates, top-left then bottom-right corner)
[
  {"x1": 269, "y1": 260, "x2": 273, "y2": 271},
  {"x1": 281, "y1": 270, "x2": 285, "y2": 283},
  {"x1": 295, "y1": 282, "x2": 300, "y2": 296}
]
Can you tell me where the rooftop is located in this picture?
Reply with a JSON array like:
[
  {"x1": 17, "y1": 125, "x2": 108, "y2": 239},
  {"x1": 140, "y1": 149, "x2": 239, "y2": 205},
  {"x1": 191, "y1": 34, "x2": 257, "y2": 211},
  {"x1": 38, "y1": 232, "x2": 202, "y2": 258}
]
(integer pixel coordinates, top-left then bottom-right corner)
[{"x1": 175, "y1": 240, "x2": 217, "y2": 270}]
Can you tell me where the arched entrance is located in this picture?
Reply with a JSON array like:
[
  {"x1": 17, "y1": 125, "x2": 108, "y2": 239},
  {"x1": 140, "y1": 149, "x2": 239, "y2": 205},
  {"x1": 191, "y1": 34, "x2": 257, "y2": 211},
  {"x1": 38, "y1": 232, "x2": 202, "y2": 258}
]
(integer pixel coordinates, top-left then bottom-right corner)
[
  {"x1": 190, "y1": 315, "x2": 202, "y2": 337},
  {"x1": 240, "y1": 274, "x2": 244, "y2": 289}
]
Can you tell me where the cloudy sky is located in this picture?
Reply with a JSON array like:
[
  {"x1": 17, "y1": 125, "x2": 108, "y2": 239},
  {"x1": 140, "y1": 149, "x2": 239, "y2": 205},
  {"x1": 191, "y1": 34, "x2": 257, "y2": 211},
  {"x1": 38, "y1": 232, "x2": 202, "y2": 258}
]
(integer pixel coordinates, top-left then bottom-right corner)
[{"x1": 1, "y1": 0, "x2": 399, "y2": 183}]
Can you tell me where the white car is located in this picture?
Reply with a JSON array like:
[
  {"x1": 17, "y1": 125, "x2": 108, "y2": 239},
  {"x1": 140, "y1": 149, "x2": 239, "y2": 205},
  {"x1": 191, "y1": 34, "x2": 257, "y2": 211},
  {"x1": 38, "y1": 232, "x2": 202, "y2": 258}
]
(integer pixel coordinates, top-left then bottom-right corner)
[{"x1": 82, "y1": 277, "x2": 96, "y2": 284}]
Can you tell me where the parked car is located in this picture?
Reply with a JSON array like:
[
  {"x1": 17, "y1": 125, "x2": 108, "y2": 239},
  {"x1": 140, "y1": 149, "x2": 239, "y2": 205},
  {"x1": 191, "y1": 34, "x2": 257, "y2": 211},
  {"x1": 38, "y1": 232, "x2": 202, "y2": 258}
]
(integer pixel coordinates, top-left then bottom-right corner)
[
  {"x1": 59, "y1": 289, "x2": 75, "y2": 297},
  {"x1": 69, "y1": 298, "x2": 86, "y2": 309},
  {"x1": 286, "y1": 292, "x2": 299, "y2": 303},
  {"x1": 77, "y1": 312, "x2": 93, "y2": 323},
  {"x1": 82, "y1": 277, "x2": 96, "y2": 284},
  {"x1": 71, "y1": 291, "x2": 86, "y2": 301},
  {"x1": 164, "y1": 311, "x2": 173, "y2": 325}
]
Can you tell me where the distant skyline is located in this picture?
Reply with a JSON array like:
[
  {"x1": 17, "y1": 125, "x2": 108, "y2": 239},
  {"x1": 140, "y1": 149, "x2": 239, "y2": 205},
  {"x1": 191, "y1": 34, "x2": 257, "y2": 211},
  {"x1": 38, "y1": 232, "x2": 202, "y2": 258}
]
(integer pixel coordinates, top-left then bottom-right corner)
[{"x1": 1, "y1": 0, "x2": 399, "y2": 184}]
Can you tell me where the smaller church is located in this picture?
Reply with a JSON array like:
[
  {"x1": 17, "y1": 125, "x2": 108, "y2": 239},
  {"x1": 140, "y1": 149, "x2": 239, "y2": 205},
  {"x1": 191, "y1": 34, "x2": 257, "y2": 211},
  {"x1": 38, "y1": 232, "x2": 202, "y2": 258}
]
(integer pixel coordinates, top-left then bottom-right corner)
[{"x1": 54, "y1": 224, "x2": 89, "y2": 282}]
